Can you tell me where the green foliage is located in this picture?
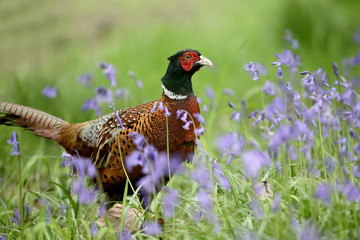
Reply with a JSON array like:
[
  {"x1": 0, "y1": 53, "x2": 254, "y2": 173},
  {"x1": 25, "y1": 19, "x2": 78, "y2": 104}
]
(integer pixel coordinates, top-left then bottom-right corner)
[{"x1": 1, "y1": 0, "x2": 360, "y2": 239}]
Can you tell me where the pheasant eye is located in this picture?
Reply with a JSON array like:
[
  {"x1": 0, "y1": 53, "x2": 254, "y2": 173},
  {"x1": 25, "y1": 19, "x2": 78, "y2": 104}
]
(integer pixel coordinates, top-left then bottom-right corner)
[{"x1": 184, "y1": 54, "x2": 191, "y2": 60}]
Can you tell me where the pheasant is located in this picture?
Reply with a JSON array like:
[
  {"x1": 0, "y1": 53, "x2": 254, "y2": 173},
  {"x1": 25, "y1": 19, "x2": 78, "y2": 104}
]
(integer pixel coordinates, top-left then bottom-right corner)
[{"x1": 0, "y1": 49, "x2": 213, "y2": 201}]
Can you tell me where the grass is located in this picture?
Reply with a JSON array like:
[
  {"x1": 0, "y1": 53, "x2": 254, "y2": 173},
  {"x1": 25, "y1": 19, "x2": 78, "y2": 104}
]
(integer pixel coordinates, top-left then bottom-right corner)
[{"x1": 1, "y1": 0, "x2": 360, "y2": 239}]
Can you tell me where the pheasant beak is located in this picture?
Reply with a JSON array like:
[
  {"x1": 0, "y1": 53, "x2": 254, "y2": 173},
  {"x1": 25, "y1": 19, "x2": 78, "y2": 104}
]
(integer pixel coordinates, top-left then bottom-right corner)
[{"x1": 196, "y1": 55, "x2": 213, "y2": 67}]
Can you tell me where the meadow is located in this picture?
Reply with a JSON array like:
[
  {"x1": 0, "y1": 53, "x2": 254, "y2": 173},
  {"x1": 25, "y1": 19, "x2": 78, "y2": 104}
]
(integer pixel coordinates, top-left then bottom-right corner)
[{"x1": 1, "y1": 0, "x2": 360, "y2": 239}]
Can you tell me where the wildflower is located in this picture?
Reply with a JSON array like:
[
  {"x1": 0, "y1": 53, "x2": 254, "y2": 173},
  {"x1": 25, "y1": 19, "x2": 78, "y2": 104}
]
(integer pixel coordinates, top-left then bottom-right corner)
[
  {"x1": 223, "y1": 88, "x2": 234, "y2": 96},
  {"x1": 115, "y1": 88, "x2": 122, "y2": 98},
  {"x1": 274, "y1": 49, "x2": 300, "y2": 71},
  {"x1": 299, "y1": 223, "x2": 321, "y2": 240},
  {"x1": 246, "y1": 61, "x2": 259, "y2": 80},
  {"x1": 128, "y1": 70, "x2": 137, "y2": 79},
  {"x1": 216, "y1": 132, "x2": 245, "y2": 163},
  {"x1": 276, "y1": 66, "x2": 283, "y2": 78},
  {"x1": 194, "y1": 127, "x2": 205, "y2": 136},
  {"x1": 99, "y1": 61, "x2": 116, "y2": 86},
  {"x1": 202, "y1": 105, "x2": 209, "y2": 112},
  {"x1": 77, "y1": 72, "x2": 92, "y2": 87},
  {"x1": 82, "y1": 98, "x2": 98, "y2": 112},
  {"x1": 136, "y1": 79, "x2": 143, "y2": 89},
  {"x1": 95, "y1": 86, "x2": 112, "y2": 103},
  {"x1": 272, "y1": 192, "x2": 281, "y2": 213},
  {"x1": 164, "y1": 106, "x2": 171, "y2": 117},
  {"x1": 143, "y1": 221, "x2": 162, "y2": 237},
  {"x1": 90, "y1": 222, "x2": 99, "y2": 237},
  {"x1": 242, "y1": 150, "x2": 270, "y2": 179},
  {"x1": 163, "y1": 188, "x2": 179, "y2": 218},
  {"x1": 158, "y1": 101, "x2": 164, "y2": 110},
  {"x1": 72, "y1": 178, "x2": 97, "y2": 204},
  {"x1": 191, "y1": 163, "x2": 213, "y2": 190},
  {"x1": 255, "y1": 62, "x2": 267, "y2": 75},
  {"x1": 42, "y1": 86, "x2": 57, "y2": 98},
  {"x1": 196, "y1": 190, "x2": 212, "y2": 211},
  {"x1": 314, "y1": 183, "x2": 333, "y2": 205},
  {"x1": 7, "y1": 131, "x2": 20, "y2": 156},
  {"x1": 177, "y1": 119, "x2": 189, "y2": 130},
  {"x1": 249, "y1": 199, "x2": 263, "y2": 218},
  {"x1": 151, "y1": 101, "x2": 158, "y2": 113},
  {"x1": 263, "y1": 81, "x2": 276, "y2": 95},
  {"x1": 11, "y1": 208, "x2": 21, "y2": 224},
  {"x1": 193, "y1": 113, "x2": 205, "y2": 123},
  {"x1": 205, "y1": 86, "x2": 215, "y2": 99},
  {"x1": 284, "y1": 30, "x2": 299, "y2": 49},
  {"x1": 212, "y1": 162, "x2": 231, "y2": 190},
  {"x1": 332, "y1": 61, "x2": 339, "y2": 77},
  {"x1": 60, "y1": 152, "x2": 73, "y2": 167}
]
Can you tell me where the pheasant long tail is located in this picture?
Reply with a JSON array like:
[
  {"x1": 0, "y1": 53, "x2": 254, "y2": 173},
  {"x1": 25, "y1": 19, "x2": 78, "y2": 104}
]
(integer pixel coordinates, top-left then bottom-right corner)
[{"x1": 0, "y1": 101, "x2": 68, "y2": 140}]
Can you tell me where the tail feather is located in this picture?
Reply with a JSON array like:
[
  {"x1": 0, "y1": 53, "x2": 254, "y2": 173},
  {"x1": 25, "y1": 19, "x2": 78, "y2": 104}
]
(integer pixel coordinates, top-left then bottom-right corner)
[{"x1": 0, "y1": 101, "x2": 68, "y2": 140}]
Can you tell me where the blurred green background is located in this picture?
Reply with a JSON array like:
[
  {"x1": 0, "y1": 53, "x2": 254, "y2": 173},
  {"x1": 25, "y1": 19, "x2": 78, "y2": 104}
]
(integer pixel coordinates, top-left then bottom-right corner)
[{"x1": 0, "y1": 0, "x2": 360, "y2": 158}]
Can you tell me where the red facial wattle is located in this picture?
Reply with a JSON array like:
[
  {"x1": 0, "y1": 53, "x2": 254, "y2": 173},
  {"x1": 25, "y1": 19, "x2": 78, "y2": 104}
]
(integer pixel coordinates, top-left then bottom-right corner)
[{"x1": 179, "y1": 52, "x2": 200, "y2": 72}]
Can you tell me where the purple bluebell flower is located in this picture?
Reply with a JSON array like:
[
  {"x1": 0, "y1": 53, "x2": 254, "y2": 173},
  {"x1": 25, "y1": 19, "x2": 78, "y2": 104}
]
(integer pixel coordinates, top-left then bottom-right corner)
[
  {"x1": 242, "y1": 150, "x2": 270, "y2": 179},
  {"x1": 228, "y1": 101, "x2": 236, "y2": 109},
  {"x1": 231, "y1": 112, "x2": 241, "y2": 122},
  {"x1": 249, "y1": 199, "x2": 263, "y2": 218},
  {"x1": 212, "y1": 162, "x2": 231, "y2": 190},
  {"x1": 193, "y1": 113, "x2": 205, "y2": 123},
  {"x1": 222, "y1": 88, "x2": 234, "y2": 96},
  {"x1": 125, "y1": 151, "x2": 145, "y2": 172},
  {"x1": 7, "y1": 131, "x2": 20, "y2": 156},
  {"x1": 99, "y1": 61, "x2": 116, "y2": 86},
  {"x1": 314, "y1": 183, "x2": 333, "y2": 205},
  {"x1": 299, "y1": 223, "x2": 321, "y2": 240},
  {"x1": 115, "y1": 88, "x2": 122, "y2": 98},
  {"x1": 72, "y1": 178, "x2": 97, "y2": 204},
  {"x1": 163, "y1": 188, "x2": 179, "y2": 218},
  {"x1": 11, "y1": 208, "x2": 21, "y2": 224},
  {"x1": 71, "y1": 157, "x2": 97, "y2": 179},
  {"x1": 263, "y1": 81, "x2": 276, "y2": 95},
  {"x1": 151, "y1": 101, "x2": 158, "y2": 113},
  {"x1": 272, "y1": 192, "x2": 281, "y2": 213},
  {"x1": 205, "y1": 86, "x2": 215, "y2": 99},
  {"x1": 284, "y1": 30, "x2": 299, "y2": 49},
  {"x1": 158, "y1": 101, "x2": 164, "y2": 110},
  {"x1": 182, "y1": 121, "x2": 191, "y2": 130},
  {"x1": 256, "y1": 62, "x2": 267, "y2": 75},
  {"x1": 202, "y1": 105, "x2": 209, "y2": 112},
  {"x1": 42, "y1": 86, "x2": 57, "y2": 98},
  {"x1": 128, "y1": 70, "x2": 136, "y2": 79},
  {"x1": 136, "y1": 79, "x2": 143, "y2": 89},
  {"x1": 332, "y1": 61, "x2": 339, "y2": 77},
  {"x1": 246, "y1": 61, "x2": 259, "y2": 80},
  {"x1": 216, "y1": 132, "x2": 245, "y2": 163},
  {"x1": 196, "y1": 190, "x2": 212, "y2": 211},
  {"x1": 274, "y1": 49, "x2": 300, "y2": 71},
  {"x1": 77, "y1": 73, "x2": 92, "y2": 87},
  {"x1": 164, "y1": 106, "x2": 171, "y2": 117},
  {"x1": 143, "y1": 221, "x2": 162, "y2": 237},
  {"x1": 90, "y1": 222, "x2": 99, "y2": 237},
  {"x1": 194, "y1": 127, "x2": 205, "y2": 137},
  {"x1": 95, "y1": 86, "x2": 112, "y2": 103},
  {"x1": 180, "y1": 112, "x2": 188, "y2": 122},
  {"x1": 276, "y1": 66, "x2": 283, "y2": 78},
  {"x1": 60, "y1": 152, "x2": 73, "y2": 168},
  {"x1": 82, "y1": 98, "x2": 98, "y2": 112},
  {"x1": 191, "y1": 164, "x2": 213, "y2": 190},
  {"x1": 354, "y1": 30, "x2": 360, "y2": 43}
]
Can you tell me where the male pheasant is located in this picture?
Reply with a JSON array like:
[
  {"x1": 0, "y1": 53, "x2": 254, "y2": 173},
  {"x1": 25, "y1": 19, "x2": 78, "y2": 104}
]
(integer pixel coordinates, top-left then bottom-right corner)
[{"x1": 0, "y1": 49, "x2": 212, "y2": 201}]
